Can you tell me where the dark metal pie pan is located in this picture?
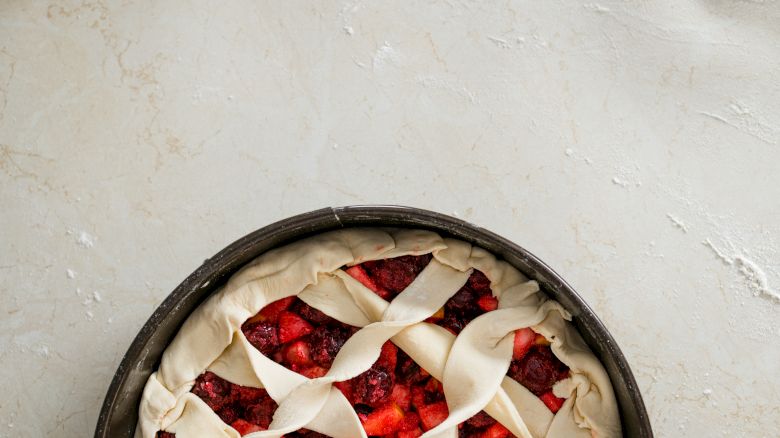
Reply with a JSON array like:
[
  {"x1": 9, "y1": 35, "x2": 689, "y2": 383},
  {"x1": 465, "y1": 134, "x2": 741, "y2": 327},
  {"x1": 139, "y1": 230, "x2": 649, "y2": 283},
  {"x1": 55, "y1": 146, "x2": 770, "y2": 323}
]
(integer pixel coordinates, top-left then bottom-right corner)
[{"x1": 95, "y1": 205, "x2": 653, "y2": 438}]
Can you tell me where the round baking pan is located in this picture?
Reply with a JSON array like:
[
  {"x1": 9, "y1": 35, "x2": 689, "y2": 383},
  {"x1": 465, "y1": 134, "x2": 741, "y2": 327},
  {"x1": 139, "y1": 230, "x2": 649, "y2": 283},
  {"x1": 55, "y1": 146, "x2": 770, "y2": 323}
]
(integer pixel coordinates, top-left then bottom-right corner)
[{"x1": 95, "y1": 205, "x2": 653, "y2": 437}]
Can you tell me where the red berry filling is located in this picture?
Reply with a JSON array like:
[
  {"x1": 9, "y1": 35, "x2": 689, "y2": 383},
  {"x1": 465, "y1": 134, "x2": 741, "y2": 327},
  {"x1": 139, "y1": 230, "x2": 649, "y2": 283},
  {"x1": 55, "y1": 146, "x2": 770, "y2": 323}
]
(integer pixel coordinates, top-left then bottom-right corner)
[{"x1": 159, "y1": 255, "x2": 571, "y2": 438}]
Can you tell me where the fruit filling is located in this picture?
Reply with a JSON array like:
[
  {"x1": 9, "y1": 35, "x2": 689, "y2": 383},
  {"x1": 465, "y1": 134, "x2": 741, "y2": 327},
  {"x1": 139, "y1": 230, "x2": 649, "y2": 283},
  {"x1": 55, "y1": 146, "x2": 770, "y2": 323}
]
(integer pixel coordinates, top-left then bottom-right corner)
[{"x1": 158, "y1": 255, "x2": 570, "y2": 437}]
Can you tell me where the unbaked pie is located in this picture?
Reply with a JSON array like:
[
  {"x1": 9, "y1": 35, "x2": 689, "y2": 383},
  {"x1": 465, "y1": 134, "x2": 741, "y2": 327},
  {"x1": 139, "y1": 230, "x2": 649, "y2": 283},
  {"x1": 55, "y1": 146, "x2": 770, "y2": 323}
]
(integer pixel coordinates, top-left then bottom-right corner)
[{"x1": 138, "y1": 229, "x2": 620, "y2": 438}]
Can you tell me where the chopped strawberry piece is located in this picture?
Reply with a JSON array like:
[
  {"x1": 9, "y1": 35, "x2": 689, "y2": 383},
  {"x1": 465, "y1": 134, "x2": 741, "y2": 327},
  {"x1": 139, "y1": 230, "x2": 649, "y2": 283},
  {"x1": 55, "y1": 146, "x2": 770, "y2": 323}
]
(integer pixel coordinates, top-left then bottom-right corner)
[
  {"x1": 256, "y1": 296, "x2": 295, "y2": 323},
  {"x1": 397, "y1": 427, "x2": 423, "y2": 438},
  {"x1": 424, "y1": 377, "x2": 442, "y2": 394},
  {"x1": 480, "y1": 422, "x2": 511, "y2": 438},
  {"x1": 411, "y1": 385, "x2": 427, "y2": 409},
  {"x1": 345, "y1": 265, "x2": 391, "y2": 299},
  {"x1": 476, "y1": 294, "x2": 498, "y2": 312},
  {"x1": 378, "y1": 341, "x2": 398, "y2": 370},
  {"x1": 231, "y1": 419, "x2": 264, "y2": 435},
  {"x1": 278, "y1": 311, "x2": 314, "y2": 343},
  {"x1": 398, "y1": 411, "x2": 420, "y2": 431},
  {"x1": 283, "y1": 340, "x2": 313, "y2": 367},
  {"x1": 417, "y1": 401, "x2": 449, "y2": 431},
  {"x1": 360, "y1": 402, "x2": 405, "y2": 435},
  {"x1": 539, "y1": 391, "x2": 566, "y2": 413},
  {"x1": 391, "y1": 383, "x2": 412, "y2": 411},
  {"x1": 299, "y1": 366, "x2": 328, "y2": 379},
  {"x1": 513, "y1": 328, "x2": 535, "y2": 360}
]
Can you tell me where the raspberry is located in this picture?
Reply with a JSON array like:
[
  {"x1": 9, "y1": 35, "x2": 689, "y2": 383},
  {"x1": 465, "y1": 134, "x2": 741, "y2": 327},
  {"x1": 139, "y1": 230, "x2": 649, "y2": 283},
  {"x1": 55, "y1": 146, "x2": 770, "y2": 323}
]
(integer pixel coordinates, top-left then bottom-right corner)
[
  {"x1": 241, "y1": 320, "x2": 280, "y2": 356},
  {"x1": 353, "y1": 364, "x2": 394, "y2": 407},
  {"x1": 508, "y1": 345, "x2": 568, "y2": 396},
  {"x1": 440, "y1": 312, "x2": 467, "y2": 334},
  {"x1": 467, "y1": 270, "x2": 492, "y2": 295},
  {"x1": 361, "y1": 254, "x2": 432, "y2": 297},
  {"x1": 292, "y1": 300, "x2": 332, "y2": 325},
  {"x1": 191, "y1": 372, "x2": 232, "y2": 412},
  {"x1": 309, "y1": 326, "x2": 352, "y2": 368},
  {"x1": 243, "y1": 395, "x2": 278, "y2": 429},
  {"x1": 216, "y1": 404, "x2": 238, "y2": 425},
  {"x1": 445, "y1": 285, "x2": 477, "y2": 313},
  {"x1": 231, "y1": 384, "x2": 268, "y2": 405},
  {"x1": 466, "y1": 411, "x2": 497, "y2": 428},
  {"x1": 396, "y1": 351, "x2": 430, "y2": 385}
]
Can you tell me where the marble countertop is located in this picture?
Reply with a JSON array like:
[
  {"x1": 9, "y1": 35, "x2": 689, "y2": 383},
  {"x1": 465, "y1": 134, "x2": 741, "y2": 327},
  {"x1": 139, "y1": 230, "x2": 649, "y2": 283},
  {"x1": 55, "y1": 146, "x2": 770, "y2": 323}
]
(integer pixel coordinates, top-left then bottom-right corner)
[{"x1": 2, "y1": 1, "x2": 779, "y2": 436}]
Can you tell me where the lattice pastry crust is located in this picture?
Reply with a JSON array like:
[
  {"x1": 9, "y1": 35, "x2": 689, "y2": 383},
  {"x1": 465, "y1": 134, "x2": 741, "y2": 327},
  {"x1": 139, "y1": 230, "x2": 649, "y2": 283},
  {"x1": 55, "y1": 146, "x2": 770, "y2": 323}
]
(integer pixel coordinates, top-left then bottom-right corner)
[{"x1": 137, "y1": 228, "x2": 620, "y2": 438}]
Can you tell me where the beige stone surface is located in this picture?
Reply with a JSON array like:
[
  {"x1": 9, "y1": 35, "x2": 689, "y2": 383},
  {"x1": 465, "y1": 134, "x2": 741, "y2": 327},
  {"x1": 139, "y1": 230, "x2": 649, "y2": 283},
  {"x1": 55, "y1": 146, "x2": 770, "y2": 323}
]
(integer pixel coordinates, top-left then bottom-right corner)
[{"x1": 1, "y1": 1, "x2": 779, "y2": 437}]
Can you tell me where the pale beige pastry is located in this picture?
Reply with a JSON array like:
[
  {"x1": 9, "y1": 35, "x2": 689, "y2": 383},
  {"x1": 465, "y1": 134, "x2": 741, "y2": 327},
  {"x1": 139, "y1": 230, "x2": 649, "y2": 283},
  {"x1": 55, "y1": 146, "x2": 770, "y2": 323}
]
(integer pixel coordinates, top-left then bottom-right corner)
[{"x1": 138, "y1": 228, "x2": 620, "y2": 438}]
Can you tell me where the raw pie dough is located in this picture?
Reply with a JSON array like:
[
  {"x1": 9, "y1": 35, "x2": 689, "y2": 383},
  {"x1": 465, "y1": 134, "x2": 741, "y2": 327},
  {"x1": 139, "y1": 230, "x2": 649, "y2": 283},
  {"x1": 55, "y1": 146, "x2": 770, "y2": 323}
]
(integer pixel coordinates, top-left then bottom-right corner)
[{"x1": 137, "y1": 228, "x2": 621, "y2": 438}]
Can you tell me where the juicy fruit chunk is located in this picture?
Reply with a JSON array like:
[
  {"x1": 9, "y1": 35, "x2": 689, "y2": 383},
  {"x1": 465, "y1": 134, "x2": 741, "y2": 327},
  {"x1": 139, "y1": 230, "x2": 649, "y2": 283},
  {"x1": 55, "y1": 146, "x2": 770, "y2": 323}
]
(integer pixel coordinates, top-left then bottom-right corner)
[
  {"x1": 278, "y1": 311, "x2": 314, "y2": 343},
  {"x1": 345, "y1": 265, "x2": 389, "y2": 298},
  {"x1": 466, "y1": 411, "x2": 497, "y2": 428},
  {"x1": 512, "y1": 328, "x2": 535, "y2": 360},
  {"x1": 360, "y1": 254, "x2": 433, "y2": 299},
  {"x1": 361, "y1": 402, "x2": 405, "y2": 435},
  {"x1": 438, "y1": 270, "x2": 496, "y2": 335},
  {"x1": 230, "y1": 419, "x2": 264, "y2": 434},
  {"x1": 189, "y1": 372, "x2": 278, "y2": 433},
  {"x1": 480, "y1": 422, "x2": 511, "y2": 438},
  {"x1": 257, "y1": 296, "x2": 295, "y2": 323},
  {"x1": 191, "y1": 371, "x2": 233, "y2": 412},
  {"x1": 353, "y1": 364, "x2": 394, "y2": 407},
  {"x1": 309, "y1": 325, "x2": 353, "y2": 367},
  {"x1": 539, "y1": 391, "x2": 566, "y2": 413},
  {"x1": 508, "y1": 345, "x2": 568, "y2": 396},
  {"x1": 283, "y1": 340, "x2": 313, "y2": 368},
  {"x1": 391, "y1": 383, "x2": 412, "y2": 411},
  {"x1": 242, "y1": 320, "x2": 280, "y2": 356},
  {"x1": 476, "y1": 294, "x2": 498, "y2": 312},
  {"x1": 418, "y1": 401, "x2": 449, "y2": 430}
]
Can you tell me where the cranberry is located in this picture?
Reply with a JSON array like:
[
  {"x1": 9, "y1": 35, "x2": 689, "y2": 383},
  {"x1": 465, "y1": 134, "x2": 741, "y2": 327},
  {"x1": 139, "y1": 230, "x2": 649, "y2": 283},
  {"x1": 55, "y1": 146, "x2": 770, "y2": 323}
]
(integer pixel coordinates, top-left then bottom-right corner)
[
  {"x1": 242, "y1": 320, "x2": 280, "y2": 356},
  {"x1": 508, "y1": 345, "x2": 568, "y2": 396},
  {"x1": 352, "y1": 365, "x2": 394, "y2": 407},
  {"x1": 191, "y1": 372, "x2": 232, "y2": 412}
]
